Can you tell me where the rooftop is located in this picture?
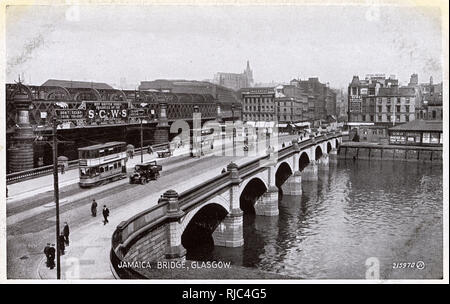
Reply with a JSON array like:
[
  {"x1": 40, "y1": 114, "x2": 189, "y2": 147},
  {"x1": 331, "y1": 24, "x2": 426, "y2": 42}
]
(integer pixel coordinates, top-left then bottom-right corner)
[
  {"x1": 42, "y1": 79, "x2": 114, "y2": 90},
  {"x1": 389, "y1": 119, "x2": 442, "y2": 132}
]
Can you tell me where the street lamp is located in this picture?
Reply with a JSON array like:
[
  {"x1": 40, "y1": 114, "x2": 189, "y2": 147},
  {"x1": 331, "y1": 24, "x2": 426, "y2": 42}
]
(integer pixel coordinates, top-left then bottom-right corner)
[
  {"x1": 231, "y1": 103, "x2": 236, "y2": 155},
  {"x1": 140, "y1": 118, "x2": 144, "y2": 163},
  {"x1": 52, "y1": 117, "x2": 61, "y2": 279}
]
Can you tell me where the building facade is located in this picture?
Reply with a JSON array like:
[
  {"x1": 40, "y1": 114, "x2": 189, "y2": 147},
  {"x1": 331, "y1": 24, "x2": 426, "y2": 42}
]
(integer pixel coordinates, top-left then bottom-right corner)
[
  {"x1": 213, "y1": 61, "x2": 254, "y2": 90},
  {"x1": 375, "y1": 86, "x2": 417, "y2": 124},
  {"x1": 416, "y1": 78, "x2": 443, "y2": 121},
  {"x1": 274, "y1": 85, "x2": 308, "y2": 123},
  {"x1": 241, "y1": 87, "x2": 276, "y2": 122},
  {"x1": 347, "y1": 74, "x2": 420, "y2": 125},
  {"x1": 290, "y1": 77, "x2": 336, "y2": 123}
]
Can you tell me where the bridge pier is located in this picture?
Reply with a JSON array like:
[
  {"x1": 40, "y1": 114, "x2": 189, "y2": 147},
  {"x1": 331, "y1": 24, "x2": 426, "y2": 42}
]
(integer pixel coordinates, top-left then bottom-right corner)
[
  {"x1": 302, "y1": 160, "x2": 318, "y2": 181},
  {"x1": 212, "y1": 209, "x2": 244, "y2": 247},
  {"x1": 211, "y1": 162, "x2": 244, "y2": 247},
  {"x1": 329, "y1": 148, "x2": 338, "y2": 164},
  {"x1": 164, "y1": 190, "x2": 187, "y2": 261},
  {"x1": 281, "y1": 171, "x2": 302, "y2": 196},
  {"x1": 154, "y1": 101, "x2": 169, "y2": 144},
  {"x1": 8, "y1": 85, "x2": 35, "y2": 172},
  {"x1": 255, "y1": 186, "x2": 279, "y2": 216},
  {"x1": 318, "y1": 153, "x2": 329, "y2": 170}
]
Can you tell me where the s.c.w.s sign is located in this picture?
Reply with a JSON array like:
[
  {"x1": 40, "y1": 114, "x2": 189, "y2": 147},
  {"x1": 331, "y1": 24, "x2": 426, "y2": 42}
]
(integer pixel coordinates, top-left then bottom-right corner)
[
  {"x1": 55, "y1": 101, "x2": 129, "y2": 127},
  {"x1": 85, "y1": 102, "x2": 128, "y2": 120}
]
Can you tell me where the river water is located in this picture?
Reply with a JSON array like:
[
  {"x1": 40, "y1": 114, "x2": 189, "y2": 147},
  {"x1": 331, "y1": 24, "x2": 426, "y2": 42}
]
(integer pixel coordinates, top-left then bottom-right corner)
[{"x1": 189, "y1": 160, "x2": 443, "y2": 279}]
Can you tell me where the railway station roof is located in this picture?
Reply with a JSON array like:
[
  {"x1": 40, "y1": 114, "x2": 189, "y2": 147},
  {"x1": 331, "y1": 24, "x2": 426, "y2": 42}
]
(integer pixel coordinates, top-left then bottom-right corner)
[{"x1": 42, "y1": 79, "x2": 114, "y2": 90}]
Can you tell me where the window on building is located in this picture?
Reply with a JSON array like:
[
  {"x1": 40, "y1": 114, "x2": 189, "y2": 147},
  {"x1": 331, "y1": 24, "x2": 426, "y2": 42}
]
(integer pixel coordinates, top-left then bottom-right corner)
[
  {"x1": 405, "y1": 105, "x2": 410, "y2": 112},
  {"x1": 396, "y1": 115, "x2": 400, "y2": 121},
  {"x1": 406, "y1": 98, "x2": 410, "y2": 104},
  {"x1": 387, "y1": 106, "x2": 391, "y2": 112},
  {"x1": 370, "y1": 115, "x2": 374, "y2": 122},
  {"x1": 378, "y1": 106, "x2": 382, "y2": 112},
  {"x1": 406, "y1": 115, "x2": 409, "y2": 122},
  {"x1": 430, "y1": 133, "x2": 440, "y2": 144},
  {"x1": 432, "y1": 110, "x2": 437, "y2": 119},
  {"x1": 396, "y1": 106, "x2": 401, "y2": 113},
  {"x1": 378, "y1": 115, "x2": 382, "y2": 121}
]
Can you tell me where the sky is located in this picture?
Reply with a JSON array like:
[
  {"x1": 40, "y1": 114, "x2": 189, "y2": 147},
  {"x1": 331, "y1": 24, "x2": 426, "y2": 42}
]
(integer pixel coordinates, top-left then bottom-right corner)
[{"x1": 5, "y1": 4, "x2": 444, "y2": 89}]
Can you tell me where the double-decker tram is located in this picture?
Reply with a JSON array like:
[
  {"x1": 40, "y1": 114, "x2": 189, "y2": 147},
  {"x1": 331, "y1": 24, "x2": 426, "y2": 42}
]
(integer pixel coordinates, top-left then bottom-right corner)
[
  {"x1": 190, "y1": 127, "x2": 215, "y2": 157},
  {"x1": 78, "y1": 141, "x2": 128, "y2": 187}
]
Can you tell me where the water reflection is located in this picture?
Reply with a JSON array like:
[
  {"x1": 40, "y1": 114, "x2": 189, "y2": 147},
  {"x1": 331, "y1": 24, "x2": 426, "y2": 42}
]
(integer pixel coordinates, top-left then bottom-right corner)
[{"x1": 189, "y1": 160, "x2": 443, "y2": 279}]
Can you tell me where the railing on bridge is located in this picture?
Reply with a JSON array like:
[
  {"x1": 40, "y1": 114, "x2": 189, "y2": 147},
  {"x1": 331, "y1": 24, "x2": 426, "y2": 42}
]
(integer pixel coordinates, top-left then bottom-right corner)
[
  {"x1": 6, "y1": 142, "x2": 171, "y2": 185},
  {"x1": 110, "y1": 131, "x2": 342, "y2": 279}
]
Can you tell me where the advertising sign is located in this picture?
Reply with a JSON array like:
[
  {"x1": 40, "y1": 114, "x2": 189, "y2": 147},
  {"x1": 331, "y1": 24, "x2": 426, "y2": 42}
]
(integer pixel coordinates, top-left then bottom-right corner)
[
  {"x1": 54, "y1": 101, "x2": 159, "y2": 127},
  {"x1": 350, "y1": 96, "x2": 362, "y2": 113},
  {"x1": 85, "y1": 102, "x2": 128, "y2": 124},
  {"x1": 390, "y1": 131, "x2": 406, "y2": 144},
  {"x1": 55, "y1": 101, "x2": 129, "y2": 127}
]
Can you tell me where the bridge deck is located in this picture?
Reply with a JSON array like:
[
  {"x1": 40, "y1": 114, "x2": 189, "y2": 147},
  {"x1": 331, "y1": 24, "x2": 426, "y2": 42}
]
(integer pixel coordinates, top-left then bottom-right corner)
[{"x1": 7, "y1": 134, "x2": 299, "y2": 279}]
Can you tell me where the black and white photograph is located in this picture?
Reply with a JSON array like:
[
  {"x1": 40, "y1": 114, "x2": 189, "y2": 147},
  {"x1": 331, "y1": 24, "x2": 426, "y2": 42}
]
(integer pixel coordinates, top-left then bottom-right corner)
[{"x1": 1, "y1": 0, "x2": 448, "y2": 285}]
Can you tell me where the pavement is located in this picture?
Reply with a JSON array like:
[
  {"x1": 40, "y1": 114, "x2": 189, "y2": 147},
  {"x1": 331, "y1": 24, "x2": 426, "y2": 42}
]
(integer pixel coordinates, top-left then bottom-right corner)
[
  {"x1": 6, "y1": 145, "x2": 191, "y2": 204},
  {"x1": 6, "y1": 134, "x2": 300, "y2": 279}
]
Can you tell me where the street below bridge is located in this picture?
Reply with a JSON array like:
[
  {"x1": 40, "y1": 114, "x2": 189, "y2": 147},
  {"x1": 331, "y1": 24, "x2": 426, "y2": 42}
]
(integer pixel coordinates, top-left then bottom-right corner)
[{"x1": 7, "y1": 134, "x2": 300, "y2": 279}]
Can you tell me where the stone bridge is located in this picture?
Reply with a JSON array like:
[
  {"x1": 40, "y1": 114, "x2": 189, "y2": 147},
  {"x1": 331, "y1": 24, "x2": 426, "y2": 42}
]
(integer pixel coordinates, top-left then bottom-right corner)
[{"x1": 110, "y1": 132, "x2": 342, "y2": 278}]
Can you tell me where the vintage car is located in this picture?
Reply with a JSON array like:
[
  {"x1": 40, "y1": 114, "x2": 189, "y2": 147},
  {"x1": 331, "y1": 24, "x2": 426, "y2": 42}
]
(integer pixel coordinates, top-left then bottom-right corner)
[{"x1": 129, "y1": 161, "x2": 162, "y2": 184}]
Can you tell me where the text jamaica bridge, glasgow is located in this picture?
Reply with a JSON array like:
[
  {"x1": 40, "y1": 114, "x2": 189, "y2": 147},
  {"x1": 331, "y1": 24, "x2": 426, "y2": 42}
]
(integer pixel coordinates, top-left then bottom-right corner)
[{"x1": 110, "y1": 132, "x2": 342, "y2": 278}]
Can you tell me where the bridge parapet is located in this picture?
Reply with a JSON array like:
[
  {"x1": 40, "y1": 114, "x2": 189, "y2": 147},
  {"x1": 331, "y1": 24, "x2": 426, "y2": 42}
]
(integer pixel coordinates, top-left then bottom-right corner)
[{"x1": 110, "y1": 132, "x2": 342, "y2": 278}]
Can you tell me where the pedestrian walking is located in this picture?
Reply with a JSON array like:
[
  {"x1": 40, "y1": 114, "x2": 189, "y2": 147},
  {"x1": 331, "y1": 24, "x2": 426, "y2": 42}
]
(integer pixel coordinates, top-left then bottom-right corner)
[
  {"x1": 63, "y1": 222, "x2": 70, "y2": 246},
  {"x1": 221, "y1": 168, "x2": 226, "y2": 174},
  {"x1": 60, "y1": 164, "x2": 65, "y2": 174},
  {"x1": 102, "y1": 205, "x2": 110, "y2": 225},
  {"x1": 48, "y1": 244, "x2": 56, "y2": 269},
  {"x1": 91, "y1": 199, "x2": 98, "y2": 217},
  {"x1": 44, "y1": 243, "x2": 51, "y2": 268},
  {"x1": 58, "y1": 232, "x2": 66, "y2": 255},
  {"x1": 148, "y1": 146, "x2": 154, "y2": 155}
]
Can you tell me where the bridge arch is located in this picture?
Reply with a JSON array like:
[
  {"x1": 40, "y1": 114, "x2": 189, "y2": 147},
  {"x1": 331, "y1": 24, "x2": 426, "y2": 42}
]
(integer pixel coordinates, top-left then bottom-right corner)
[
  {"x1": 299, "y1": 151, "x2": 310, "y2": 171},
  {"x1": 181, "y1": 202, "x2": 229, "y2": 255},
  {"x1": 239, "y1": 177, "x2": 268, "y2": 214},
  {"x1": 327, "y1": 142, "x2": 332, "y2": 154},
  {"x1": 315, "y1": 146, "x2": 323, "y2": 161},
  {"x1": 275, "y1": 161, "x2": 293, "y2": 191}
]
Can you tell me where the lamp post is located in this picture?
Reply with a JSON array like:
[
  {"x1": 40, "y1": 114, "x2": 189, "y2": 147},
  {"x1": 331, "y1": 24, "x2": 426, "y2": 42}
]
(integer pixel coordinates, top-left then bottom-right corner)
[
  {"x1": 193, "y1": 105, "x2": 200, "y2": 156},
  {"x1": 140, "y1": 118, "x2": 144, "y2": 163},
  {"x1": 231, "y1": 103, "x2": 236, "y2": 155},
  {"x1": 52, "y1": 117, "x2": 61, "y2": 279}
]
